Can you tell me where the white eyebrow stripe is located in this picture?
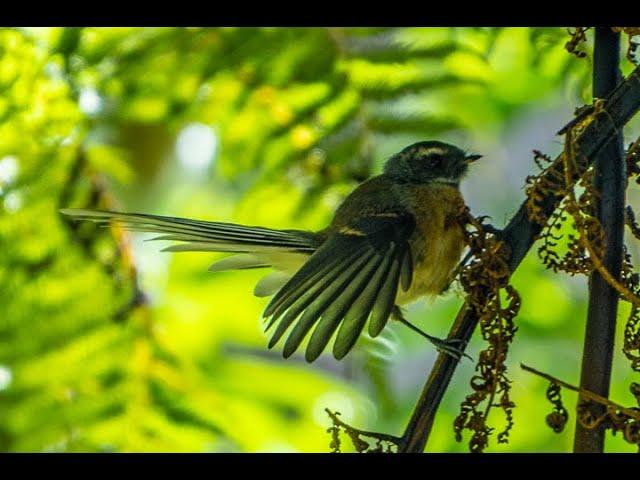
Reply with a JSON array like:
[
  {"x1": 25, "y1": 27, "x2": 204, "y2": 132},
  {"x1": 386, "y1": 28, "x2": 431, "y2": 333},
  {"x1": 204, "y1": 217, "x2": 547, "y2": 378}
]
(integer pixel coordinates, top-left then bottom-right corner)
[
  {"x1": 430, "y1": 177, "x2": 458, "y2": 185},
  {"x1": 420, "y1": 147, "x2": 446, "y2": 156}
]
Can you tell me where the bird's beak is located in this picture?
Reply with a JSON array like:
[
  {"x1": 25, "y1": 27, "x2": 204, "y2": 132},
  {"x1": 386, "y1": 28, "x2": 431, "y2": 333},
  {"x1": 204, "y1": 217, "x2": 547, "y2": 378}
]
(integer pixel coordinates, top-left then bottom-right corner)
[{"x1": 465, "y1": 153, "x2": 483, "y2": 163}]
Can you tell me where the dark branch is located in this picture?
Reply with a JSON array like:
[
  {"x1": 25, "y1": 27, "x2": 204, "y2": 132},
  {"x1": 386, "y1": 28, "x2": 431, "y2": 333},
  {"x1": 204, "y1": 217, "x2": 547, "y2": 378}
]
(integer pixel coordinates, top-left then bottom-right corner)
[
  {"x1": 398, "y1": 62, "x2": 640, "y2": 453},
  {"x1": 574, "y1": 27, "x2": 625, "y2": 453}
]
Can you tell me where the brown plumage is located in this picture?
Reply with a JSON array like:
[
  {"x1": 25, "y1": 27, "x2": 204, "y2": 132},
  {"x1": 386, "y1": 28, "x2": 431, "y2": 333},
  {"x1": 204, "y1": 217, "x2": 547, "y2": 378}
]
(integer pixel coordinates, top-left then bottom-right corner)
[
  {"x1": 60, "y1": 140, "x2": 481, "y2": 363},
  {"x1": 325, "y1": 175, "x2": 466, "y2": 303}
]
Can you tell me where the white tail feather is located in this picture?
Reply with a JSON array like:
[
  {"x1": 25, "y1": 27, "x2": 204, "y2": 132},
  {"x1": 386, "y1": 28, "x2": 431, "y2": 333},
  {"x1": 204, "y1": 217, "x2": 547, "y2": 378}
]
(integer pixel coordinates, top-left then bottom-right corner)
[
  {"x1": 208, "y1": 254, "x2": 268, "y2": 272},
  {"x1": 253, "y1": 271, "x2": 292, "y2": 297}
]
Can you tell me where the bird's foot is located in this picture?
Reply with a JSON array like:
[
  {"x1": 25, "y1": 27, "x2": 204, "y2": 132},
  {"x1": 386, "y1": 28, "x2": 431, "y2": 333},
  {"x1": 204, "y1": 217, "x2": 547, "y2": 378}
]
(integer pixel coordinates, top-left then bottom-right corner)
[
  {"x1": 426, "y1": 336, "x2": 472, "y2": 362},
  {"x1": 475, "y1": 215, "x2": 502, "y2": 238},
  {"x1": 391, "y1": 306, "x2": 472, "y2": 361}
]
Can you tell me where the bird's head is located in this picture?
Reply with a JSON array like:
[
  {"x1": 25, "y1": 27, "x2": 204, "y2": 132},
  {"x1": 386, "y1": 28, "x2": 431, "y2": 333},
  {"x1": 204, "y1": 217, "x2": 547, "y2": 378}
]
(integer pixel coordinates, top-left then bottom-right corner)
[{"x1": 383, "y1": 140, "x2": 482, "y2": 186}]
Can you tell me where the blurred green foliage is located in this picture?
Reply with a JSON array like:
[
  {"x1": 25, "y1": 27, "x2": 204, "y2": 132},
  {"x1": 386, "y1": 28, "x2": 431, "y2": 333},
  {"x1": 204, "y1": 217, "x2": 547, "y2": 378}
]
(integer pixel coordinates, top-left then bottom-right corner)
[{"x1": 0, "y1": 27, "x2": 638, "y2": 452}]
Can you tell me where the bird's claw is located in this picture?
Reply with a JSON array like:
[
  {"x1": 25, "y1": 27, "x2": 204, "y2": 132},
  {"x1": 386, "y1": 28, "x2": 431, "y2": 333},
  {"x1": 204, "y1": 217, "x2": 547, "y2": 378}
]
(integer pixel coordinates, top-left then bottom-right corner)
[
  {"x1": 430, "y1": 337, "x2": 473, "y2": 362},
  {"x1": 392, "y1": 308, "x2": 473, "y2": 362},
  {"x1": 465, "y1": 215, "x2": 502, "y2": 240}
]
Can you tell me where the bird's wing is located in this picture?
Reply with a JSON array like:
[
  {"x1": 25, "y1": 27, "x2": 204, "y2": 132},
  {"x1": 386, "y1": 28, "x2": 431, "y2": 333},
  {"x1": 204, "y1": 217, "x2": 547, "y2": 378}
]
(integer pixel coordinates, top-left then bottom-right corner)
[{"x1": 264, "y1": 212, "x2": 416, "y2": 362}]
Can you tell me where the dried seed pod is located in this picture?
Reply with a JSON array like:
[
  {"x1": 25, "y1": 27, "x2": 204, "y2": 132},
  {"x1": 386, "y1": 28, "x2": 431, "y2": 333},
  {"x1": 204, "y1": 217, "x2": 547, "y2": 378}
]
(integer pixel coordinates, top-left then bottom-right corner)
[
  {"x1": 565, "y1": 27, "x2": 590, "y2": 58},
  {"x1": 453, "y1": 209, "x2": 519, "y2": 452},
  {"x1": 545, "y1": 382, "x2": 569, "y2": 433}
]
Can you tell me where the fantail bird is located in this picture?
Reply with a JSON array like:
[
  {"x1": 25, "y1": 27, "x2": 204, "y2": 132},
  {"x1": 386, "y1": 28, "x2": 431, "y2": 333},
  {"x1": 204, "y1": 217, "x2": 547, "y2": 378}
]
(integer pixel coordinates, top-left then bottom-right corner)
[{"x1": 61, "y1": 141, "x2": 482, "y2": 362}]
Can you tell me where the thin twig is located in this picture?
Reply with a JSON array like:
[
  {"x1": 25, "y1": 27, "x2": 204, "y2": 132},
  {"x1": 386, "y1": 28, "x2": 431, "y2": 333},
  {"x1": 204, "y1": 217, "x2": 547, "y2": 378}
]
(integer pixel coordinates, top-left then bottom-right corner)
[
  {"x1": 520, "y1": 363, "x2": 640, "y2": 422},
  {"x1": 325, "y1": 409, "x2": 402, "y2": 445}
]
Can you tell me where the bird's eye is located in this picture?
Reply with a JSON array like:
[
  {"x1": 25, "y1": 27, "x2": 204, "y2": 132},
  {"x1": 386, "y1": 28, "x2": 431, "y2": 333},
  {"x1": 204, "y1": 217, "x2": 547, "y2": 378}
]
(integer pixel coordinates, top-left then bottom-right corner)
[{"x1": 428, "y1": 154, "x2": 443, "y2": 168}]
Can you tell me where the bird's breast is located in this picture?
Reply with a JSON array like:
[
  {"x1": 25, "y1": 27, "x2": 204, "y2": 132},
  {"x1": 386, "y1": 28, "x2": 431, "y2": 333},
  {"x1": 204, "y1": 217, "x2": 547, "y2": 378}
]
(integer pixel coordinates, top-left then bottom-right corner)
[{"x1": 395, "y1": 183, "x2": 466, "y2": 305}]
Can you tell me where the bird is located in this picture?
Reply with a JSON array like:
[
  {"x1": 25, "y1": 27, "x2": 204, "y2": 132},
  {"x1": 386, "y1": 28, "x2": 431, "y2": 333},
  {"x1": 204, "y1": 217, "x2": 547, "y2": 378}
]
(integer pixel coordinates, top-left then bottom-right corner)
[{"x1": 61, "y1": 140, "x2": 482, "y2": 363}]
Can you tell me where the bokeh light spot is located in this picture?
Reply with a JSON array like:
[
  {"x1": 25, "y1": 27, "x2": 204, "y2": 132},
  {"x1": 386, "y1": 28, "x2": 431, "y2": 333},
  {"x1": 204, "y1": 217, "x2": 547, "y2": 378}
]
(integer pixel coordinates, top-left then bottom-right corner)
[
  {"x1": 175, "y1": 123, "x2": 218, "y2": 173},
  {"x1": 79, "y1": 88, "x2": 103, "y2": 115},
  {"x1": 0, "y1": 155, "x2": 18, "y2": 184},
  {"x1": 0, "y1": 365, "x2": 13, "y2": 391}
]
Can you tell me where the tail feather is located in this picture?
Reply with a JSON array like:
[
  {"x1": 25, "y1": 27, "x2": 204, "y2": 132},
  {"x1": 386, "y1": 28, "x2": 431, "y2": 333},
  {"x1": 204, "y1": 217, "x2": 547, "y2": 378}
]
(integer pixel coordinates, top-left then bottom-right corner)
[
  {"x1": 64, "y1": 209, "x2": 301, "y2": 239},
  {"x1": 253, "y1": 271, "x2": 292, "y2": 297},
  {"x1": 60, "y1": 209, "x2": 319, "y2": 255},
  {"x1": 207, "y1": 254, "x2": 269, "y2": 272}
]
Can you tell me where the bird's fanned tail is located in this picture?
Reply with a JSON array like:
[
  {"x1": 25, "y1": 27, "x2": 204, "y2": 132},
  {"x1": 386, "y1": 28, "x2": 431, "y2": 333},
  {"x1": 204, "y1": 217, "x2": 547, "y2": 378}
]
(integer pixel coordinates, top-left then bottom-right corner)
[{"x1": 60, "y1": 209, "x2": 318, "y2": 273}]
